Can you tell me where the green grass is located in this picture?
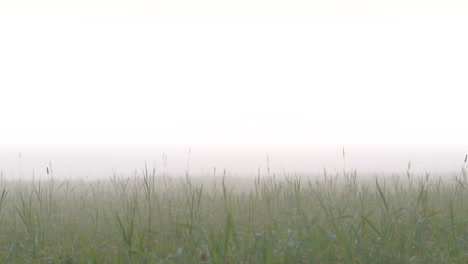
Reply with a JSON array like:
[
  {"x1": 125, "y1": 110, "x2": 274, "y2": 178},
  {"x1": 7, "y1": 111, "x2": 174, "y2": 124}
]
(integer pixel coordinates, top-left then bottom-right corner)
[{"x1": 0, "y1": 167, "x2": 466, "y2": 263}]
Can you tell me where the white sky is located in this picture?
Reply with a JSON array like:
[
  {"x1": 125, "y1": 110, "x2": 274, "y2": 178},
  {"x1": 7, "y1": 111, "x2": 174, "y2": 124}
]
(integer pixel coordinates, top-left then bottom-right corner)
[{"x1": 1, "y1": 0, "x2": 468, "y2": 147}]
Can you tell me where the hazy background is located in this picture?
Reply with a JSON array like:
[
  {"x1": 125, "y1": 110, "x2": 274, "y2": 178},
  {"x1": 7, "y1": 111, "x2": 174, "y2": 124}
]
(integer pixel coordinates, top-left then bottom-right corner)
[
  {"x1": 1, "y1": 0, "x2": 467, "y2": 179},
  {"x1": 1, "y1": 144, "x2": 466, "y2": 180}
]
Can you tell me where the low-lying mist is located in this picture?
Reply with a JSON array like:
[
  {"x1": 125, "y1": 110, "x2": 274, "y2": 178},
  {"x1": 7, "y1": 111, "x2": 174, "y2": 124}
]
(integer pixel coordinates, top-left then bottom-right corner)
[{"x1": 0, "y1": 144, "x2": 466, "y2": 180}]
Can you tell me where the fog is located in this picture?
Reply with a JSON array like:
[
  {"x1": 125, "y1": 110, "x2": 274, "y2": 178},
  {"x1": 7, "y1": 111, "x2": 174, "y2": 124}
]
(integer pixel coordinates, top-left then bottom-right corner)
[
  {"x1": 0, "y1": 144, "x2": 466, "y2": 180},
  {"x1": 1, "y1": 3, "x2": 467, "y2": 179}
]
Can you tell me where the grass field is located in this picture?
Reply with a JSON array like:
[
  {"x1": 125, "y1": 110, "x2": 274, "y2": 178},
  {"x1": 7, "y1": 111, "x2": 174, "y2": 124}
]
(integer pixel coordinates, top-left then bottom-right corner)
[{"x1": 0, "y1": 165, "x2": 466, "y2": 263}]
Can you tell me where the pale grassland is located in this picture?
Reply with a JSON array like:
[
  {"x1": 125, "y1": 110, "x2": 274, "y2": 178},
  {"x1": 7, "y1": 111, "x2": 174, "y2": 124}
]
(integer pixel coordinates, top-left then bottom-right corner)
[{"x1": 0, "y1": 166, "x2": 466, "y2": 263}]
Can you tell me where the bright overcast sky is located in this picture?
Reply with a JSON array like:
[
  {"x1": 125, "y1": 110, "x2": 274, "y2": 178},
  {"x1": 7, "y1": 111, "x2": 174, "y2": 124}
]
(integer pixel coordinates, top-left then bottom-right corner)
[{"x1": 1, "y1": 0, "x2": 467, "y2": 146}]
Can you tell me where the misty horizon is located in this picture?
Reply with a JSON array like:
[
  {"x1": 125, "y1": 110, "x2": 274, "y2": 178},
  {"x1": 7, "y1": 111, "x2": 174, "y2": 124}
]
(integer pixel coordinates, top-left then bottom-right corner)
[{"x1": 1, "y1": 144, "x2": 466, "y2": 180}]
